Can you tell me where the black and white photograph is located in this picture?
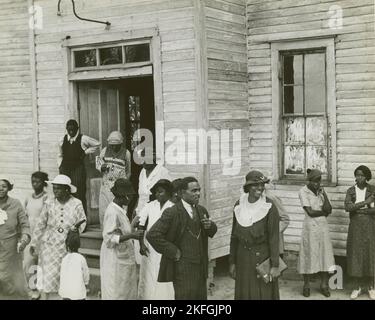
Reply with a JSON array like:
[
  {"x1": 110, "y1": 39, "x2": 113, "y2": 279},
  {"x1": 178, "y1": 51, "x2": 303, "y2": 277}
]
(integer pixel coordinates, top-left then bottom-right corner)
[{"x1": 0, "y1": 0, "x2": 374, "y2": 304}]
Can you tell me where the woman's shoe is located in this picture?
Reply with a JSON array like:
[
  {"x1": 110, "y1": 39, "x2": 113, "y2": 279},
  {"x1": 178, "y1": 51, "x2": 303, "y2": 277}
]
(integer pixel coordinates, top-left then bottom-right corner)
[
  {"x1": 320, "y1": 287, "x2": 331, "y2": 298},
  {"x1": 302, "y1": 287, "x2": 310, "y2": 297},
  {"x1": 368, "y1": 288, "x2": 375, "y2": 300},
  {"x1": 350, "y1": 288, "x2": 362, "y2": 300}
]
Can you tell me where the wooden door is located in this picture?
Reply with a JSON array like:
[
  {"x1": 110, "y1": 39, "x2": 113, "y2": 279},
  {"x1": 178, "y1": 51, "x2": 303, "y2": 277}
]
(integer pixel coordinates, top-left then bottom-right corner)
[{"x1": 78, "y1": 81, "x2": 124, "y2": 225}]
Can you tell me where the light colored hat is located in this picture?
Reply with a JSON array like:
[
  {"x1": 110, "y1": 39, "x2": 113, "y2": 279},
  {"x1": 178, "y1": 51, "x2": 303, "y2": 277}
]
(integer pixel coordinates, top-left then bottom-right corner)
[
  {"x1": 107, "y1": 131, "x2": 124, "y2": 145},
  {"x1": 48, "y1": 174, "x2": 77, "y2": 193}
]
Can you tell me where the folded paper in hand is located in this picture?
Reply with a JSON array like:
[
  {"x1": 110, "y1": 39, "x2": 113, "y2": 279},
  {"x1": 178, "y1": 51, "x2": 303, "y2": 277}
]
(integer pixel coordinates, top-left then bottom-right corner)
[{"x1": 256, "y1": 257, "x2": 287, "y2": 284}]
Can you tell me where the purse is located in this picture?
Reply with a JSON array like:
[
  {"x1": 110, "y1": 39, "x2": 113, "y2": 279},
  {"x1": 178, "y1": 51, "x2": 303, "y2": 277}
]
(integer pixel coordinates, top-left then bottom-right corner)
[{"x1": 256, "y1": 257, "x2": 287, "y2": 284}]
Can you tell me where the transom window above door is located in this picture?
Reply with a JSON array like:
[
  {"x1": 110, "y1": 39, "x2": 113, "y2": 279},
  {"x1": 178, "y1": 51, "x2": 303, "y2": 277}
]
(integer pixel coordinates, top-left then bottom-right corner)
[
  {"x1": 72, "y1": 41, "x2": 151, "y2": 70},
  {"x1": 281, "y1": 50, "x2": 329, "y2": 181}
]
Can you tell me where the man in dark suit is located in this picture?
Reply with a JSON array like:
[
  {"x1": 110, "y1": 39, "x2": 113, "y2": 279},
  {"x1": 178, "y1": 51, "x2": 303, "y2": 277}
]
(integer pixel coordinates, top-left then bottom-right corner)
[{"x1": 146, "y1": 176, "x2": 217, "y2": 300}]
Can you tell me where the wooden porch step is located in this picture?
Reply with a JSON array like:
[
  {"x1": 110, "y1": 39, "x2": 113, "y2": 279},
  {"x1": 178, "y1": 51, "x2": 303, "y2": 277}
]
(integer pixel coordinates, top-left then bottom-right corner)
[
  {"x1": 88, "y1": 267, "x2": 101, "y2": 295},
  {"x1": 80, "y1": 230, "x2": 103, "y2": 250},
  {"x1": 79, "y1": 248, "x2": 100, "y2": 269}
]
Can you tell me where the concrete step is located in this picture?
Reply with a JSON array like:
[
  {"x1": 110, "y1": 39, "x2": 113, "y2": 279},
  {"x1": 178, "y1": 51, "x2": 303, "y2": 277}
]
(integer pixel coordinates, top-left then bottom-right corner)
[
  {"x1": 79, "y1": 248, "x2": 100, "y2": 269},
  {"x1": 80, "y1": 230, "x2": 103, "y2": 250},
  {"x1": 88, "y1": 267, "x2": 101, "y2": 296}
]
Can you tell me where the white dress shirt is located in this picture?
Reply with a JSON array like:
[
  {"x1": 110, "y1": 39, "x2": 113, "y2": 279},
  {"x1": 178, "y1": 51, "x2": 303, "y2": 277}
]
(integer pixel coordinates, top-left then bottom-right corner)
[{"x1": 181, "y1": 199, "x2": 194, "y2": 219}]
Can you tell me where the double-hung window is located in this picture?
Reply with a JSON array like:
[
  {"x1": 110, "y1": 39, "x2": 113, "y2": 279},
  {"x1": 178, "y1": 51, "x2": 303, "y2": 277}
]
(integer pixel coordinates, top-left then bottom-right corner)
[{"x1": 271, "y1": 39, "x2": 336, "y2": 183}]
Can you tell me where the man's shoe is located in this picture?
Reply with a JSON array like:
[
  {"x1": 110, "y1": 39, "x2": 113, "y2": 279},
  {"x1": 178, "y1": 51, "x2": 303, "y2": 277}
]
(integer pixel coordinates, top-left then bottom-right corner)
[
  {"x1": 302, "y1": 287, "x2": 310, "y2": 297},
  {"x1": 320, "y1": 287, "x2": 330, "y2": 298},
  {"x1": 350, "y1": 288, "x2": 362, "y2": 300}
]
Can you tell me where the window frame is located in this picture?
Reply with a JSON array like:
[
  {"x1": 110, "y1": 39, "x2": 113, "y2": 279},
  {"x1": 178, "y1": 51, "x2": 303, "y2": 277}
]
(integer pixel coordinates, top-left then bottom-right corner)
[
  {"x1": 271, "y1": 38, "x2": 337, "y2": 184},
  {"x1": 71, "y1": 39, "x2": 152, "y2": 72}
]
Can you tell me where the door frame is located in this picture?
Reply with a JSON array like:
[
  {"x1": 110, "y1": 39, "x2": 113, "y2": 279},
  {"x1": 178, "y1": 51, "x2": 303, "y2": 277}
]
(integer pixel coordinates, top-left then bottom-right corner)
[{"x1": 61, "y1": 27, "x2": 164, "y2": 160}]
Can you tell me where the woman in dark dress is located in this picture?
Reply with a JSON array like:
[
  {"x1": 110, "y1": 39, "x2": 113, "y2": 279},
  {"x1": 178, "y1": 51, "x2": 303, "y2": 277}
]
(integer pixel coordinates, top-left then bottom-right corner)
[
  {"x1": 0, "y1": 179, "x2": 30, "y2": 297},
  {"x1": 229, "y1": 170, "x2": 280, "y2": 300},
  {"x1": 345, "y1": 165, "x2": 375, "y2": 300}
]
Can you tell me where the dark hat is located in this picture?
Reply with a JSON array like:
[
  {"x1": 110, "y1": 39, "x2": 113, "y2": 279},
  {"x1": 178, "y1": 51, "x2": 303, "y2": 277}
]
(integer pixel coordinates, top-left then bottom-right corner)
[
  {"x1": 110, "y1": 178, "x2": 136, "y2": 197},
  {"x1": 150, "y1": 179, "x2": 173, "y2": 195},
  {"x1": 243, "y1": 170, "x2": 270, "y2": 187},
  {"x1": 307, "y1": 168, "x2": 322, "y2": 181}
]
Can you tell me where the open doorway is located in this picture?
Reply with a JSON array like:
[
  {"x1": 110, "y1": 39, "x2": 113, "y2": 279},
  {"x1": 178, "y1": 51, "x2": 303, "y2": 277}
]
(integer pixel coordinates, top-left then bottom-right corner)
[{"x1": 77, "y1": 76, "x2": 155, "y2": 225}]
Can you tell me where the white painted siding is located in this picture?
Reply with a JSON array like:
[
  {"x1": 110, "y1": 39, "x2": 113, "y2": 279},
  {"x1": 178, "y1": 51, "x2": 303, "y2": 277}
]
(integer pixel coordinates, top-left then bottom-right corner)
[
  {"x1": 0, "y1": 0, "x2": 33, "y2": 201},
  {"x1": 247, "y1": 0, "x2": 375, "y2": 255}
]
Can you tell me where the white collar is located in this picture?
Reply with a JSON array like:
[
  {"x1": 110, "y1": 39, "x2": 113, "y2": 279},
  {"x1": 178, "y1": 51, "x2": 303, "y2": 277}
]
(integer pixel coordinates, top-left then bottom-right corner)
[
  {"x1": 68, "y1": 131, "x2": 79, "y2": 142},
  {"x1": 234, "y1": 193, "x2": 271, "y2": 227},
  {"x1": 181, "y1": 199, "x2": 193, "y2": 218}
]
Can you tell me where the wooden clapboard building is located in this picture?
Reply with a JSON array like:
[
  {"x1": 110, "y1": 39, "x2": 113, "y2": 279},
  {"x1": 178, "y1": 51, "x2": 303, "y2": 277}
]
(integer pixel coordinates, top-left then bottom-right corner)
[{"x1": 0, "y1": 0, "x2": 374, "y2": 272}]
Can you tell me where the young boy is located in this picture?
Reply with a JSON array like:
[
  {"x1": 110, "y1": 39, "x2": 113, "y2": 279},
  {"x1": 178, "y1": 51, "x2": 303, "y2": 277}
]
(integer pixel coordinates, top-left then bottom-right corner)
[{"x1": 58, "y1": 221, "x2": 89, "y2": 300}]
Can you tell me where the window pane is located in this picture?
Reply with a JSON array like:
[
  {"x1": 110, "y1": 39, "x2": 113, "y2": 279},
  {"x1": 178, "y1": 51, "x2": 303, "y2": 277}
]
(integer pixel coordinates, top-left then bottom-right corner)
[
  {"x1": 99, "y1": 47, "x2": 122, "y2": 65},
  {"x1": 285, "y1": 117, "x2": 305, "y2": 145},
  {"x1": 283, "y1": 85, "x2": 303, "y2": 114},
  {"x1": 305, "y1": 53, "x2": 326, "y2": 113},
  {"x1": 283, "y1": 55, "x2": 303, "y2": 85},
  {"x1": 74, "y1": 49, "x2": 97, "y2": 68},
  {"x1": 306, "y1": 117, "x2": 327, "y2": 145},
  {"x1": 125, "y1": 44, "x2": 150, "y2": 63},
  {"x1": 306, "y1": 146, "x2": 327, "y2": 174},
  {"x1": 285, "y1": 146, "x2": 305, "y2": 175}
]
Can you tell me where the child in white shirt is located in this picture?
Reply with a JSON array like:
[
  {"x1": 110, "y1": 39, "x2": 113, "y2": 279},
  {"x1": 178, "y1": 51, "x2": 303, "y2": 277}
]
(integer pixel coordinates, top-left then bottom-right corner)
[{"x1": 59, "y1": 220, "x2": 89, "y2": 300}]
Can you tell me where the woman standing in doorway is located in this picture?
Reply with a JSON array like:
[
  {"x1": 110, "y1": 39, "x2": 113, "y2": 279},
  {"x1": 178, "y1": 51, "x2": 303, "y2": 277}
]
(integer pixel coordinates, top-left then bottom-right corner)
[
  {"x1": 96, "y1": 131, "x2": 131, "y2": 229},
  {"x1": 298, "y1": 169, "x2": 335, "y2": 298},
  {"x1": 345, "y1": 165, "x2": 375, "y2": 300}
]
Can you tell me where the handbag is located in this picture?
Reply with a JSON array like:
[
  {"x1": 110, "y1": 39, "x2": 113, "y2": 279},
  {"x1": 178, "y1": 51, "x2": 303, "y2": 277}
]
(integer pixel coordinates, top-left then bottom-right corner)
[{"x1": 256, "y1": 256, "x2": 287, "y2": 284}]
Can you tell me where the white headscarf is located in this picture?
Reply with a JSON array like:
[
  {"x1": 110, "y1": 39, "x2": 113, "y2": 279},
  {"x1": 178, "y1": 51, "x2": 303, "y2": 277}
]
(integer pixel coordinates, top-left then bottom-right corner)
[{"x1": 234, "y1": 192, "x2": 272, "y2": 227}]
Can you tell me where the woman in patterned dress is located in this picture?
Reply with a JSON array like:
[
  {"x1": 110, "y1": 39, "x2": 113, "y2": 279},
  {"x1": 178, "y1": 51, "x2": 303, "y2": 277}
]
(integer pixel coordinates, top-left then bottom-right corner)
[
  {"x1": 30, "y1": 175, "x2": 86, "y2": 300},
  {"x1": 298, "y1": 169, "x2": 335, "y2": 298},
  {"x1": 345, "y1": 165, "x2": 375, "y2": 300},
  {"x1": 96, "y1": 131, "x2": 131, "y2": 229}
]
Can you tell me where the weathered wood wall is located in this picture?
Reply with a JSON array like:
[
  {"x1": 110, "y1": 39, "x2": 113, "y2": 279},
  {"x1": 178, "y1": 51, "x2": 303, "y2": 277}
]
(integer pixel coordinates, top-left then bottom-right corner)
[
  {"x1": 32, "y1": 0, "x2": 202, "y2": 181},
  {"x1": 204, "y1": 0, "x2": 249, "y2": 259},
  {"x1": 247, "y1": 0, "x2": 375, "y2": 255},
  {"x1": 0, "y1": 0, "x2": 34, "y2": 201}
]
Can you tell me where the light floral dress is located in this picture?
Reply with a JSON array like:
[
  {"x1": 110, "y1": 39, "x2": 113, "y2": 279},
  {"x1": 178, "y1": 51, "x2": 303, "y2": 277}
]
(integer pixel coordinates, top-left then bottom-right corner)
[
  {"x1": 297, "y1": 185, "x2": 335, "y2": 274},
  {"x1": 31, "y1": 196, "x2": 86, "y2": 293},
  {"x1": 100, "y1": 202, "x2": 137, "y2": 300}
]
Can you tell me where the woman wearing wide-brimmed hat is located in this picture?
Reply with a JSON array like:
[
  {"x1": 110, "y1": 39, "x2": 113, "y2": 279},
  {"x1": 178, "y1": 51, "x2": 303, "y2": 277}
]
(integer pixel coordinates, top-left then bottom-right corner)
[
  {"x1": 96, "y1": 131, "x2": 132, "y2": 229},
  {"x1": 0, "y1": 178, "x2": 30, "y2": 297},
  {"x1": 137, "y1": 179, "x2": 175, "y2": 300},
  {"x1": 298, "y1": 169, "x2": 334, "y2": 298},
  {"x1": 100, "y1": 178, "x2": 143, "y2": 300},
  {"x1": 229, "y1": 170, "x2": 281, "y2": 300},
  {"x1": 30, "y1": 174, "x2": 86, "y2": 300},
  {"x1": 345, "y1": 165, "x2": 375, "y2": 300}
]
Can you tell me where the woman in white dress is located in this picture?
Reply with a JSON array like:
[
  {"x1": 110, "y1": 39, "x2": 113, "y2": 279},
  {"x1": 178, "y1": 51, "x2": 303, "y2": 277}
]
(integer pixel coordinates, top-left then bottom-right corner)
[
  {"x1": 137, "y1": 179, "x2": 175, "y2": 300},
  {"x1": 100, "y1": 178, "x2": 143, "y2": 300},
  {"x1": 298, "y1": 169, "x2": 335, "y2": 298}
]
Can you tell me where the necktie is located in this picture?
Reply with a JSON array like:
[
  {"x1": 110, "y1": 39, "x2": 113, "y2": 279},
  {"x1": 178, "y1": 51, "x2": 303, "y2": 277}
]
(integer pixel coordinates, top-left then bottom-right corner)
[{"x1": 191, "y1": 205, "x2": 199, "y2": 221}]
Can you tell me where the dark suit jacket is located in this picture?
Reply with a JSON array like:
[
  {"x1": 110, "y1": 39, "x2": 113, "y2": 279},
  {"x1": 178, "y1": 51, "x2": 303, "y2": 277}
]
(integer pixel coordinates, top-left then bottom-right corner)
[{"x1": 146, "y1": 200, "x2": 217, "y2": 282}]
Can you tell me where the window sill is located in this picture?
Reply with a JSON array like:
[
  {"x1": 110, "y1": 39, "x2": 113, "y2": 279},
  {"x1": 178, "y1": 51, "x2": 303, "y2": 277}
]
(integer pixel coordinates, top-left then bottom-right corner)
[{"x1": 272, "y1": 180, "x2": 337, "y2": 187}]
